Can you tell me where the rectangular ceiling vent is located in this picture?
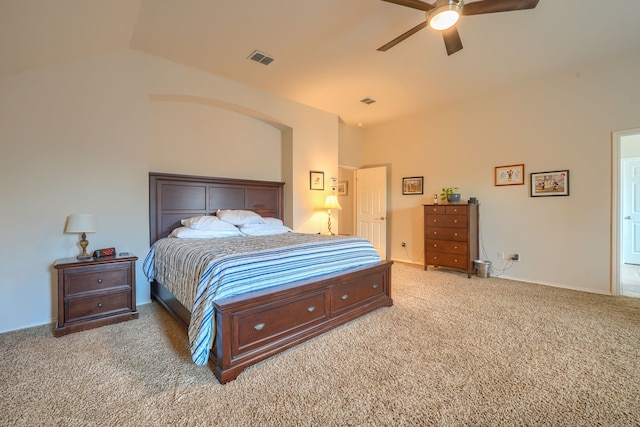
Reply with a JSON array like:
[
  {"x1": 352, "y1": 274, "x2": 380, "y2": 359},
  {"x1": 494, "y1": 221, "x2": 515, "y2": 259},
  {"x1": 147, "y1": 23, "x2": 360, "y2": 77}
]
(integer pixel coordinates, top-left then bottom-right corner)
[
  {"x1": 360, "y1": 97, "x2": 376, "y2": 105},
  {"x1": 248, "y1": 50, "x2": 274, "y2": 65}
]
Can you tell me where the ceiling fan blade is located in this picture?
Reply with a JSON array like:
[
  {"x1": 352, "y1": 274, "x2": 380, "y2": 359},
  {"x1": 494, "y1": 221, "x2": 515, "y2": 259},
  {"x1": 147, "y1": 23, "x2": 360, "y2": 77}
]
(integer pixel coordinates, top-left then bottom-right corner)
[
  {"x1": 462, "y1": 0, "x2": 539, "y2": 15},
  {"x1": 377, "y1": 20, "x2": 429, "y2": 51},
  {"x1": 380, "y1": 0, "x2": 435, "y2": 12},
  {"x1": 442, "y1": 27, "x2": 463, "y2": 56}
]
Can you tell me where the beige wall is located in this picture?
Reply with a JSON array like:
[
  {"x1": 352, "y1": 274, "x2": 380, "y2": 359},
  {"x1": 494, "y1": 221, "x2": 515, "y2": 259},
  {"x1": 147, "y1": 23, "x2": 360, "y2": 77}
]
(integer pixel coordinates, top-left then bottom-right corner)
[
  {"x1": 0, "y1": 49, "x2": 340, "y2": 333},
  {"x1": 363, "y1": 55, "x2": 640, "y2": 293}
]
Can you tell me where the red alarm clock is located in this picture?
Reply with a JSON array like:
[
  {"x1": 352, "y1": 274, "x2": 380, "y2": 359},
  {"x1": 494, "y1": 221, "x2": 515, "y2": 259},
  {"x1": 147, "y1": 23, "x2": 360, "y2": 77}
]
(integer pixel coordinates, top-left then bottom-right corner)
[{"x1": 93, "y1": 247, "x2": 116, "y2": 258}]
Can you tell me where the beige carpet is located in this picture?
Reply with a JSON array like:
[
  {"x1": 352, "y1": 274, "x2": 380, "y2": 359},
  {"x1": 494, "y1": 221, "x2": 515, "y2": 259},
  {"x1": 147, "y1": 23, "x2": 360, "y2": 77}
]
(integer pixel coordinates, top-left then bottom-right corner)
[{"x1": 2, "y1": 263, "x2": 640, "y2": 426}]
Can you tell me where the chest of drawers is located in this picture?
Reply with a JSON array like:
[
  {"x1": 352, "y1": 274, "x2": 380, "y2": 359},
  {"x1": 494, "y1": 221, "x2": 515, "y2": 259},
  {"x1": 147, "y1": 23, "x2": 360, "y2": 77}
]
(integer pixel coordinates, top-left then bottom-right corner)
[
  {"x1": 424, "y1": 204, "x2": 479, "y2": 277},
  {"x1": 53, "y1": 255, "x2": 138, "y2": 336}
]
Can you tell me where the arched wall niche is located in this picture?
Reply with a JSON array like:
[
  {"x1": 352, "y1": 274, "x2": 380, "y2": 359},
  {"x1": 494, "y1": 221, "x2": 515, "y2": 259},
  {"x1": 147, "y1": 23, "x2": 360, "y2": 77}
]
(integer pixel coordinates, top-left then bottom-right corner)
[{"x1": 148, "y1": 94, "x2": 294, "y2": 225}]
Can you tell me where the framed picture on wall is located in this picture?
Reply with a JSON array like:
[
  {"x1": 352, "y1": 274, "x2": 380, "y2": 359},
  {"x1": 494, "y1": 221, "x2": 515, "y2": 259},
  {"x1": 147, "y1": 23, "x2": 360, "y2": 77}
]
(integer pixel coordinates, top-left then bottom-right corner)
[
  {"x1": 495, "y1": 164, "x2": 525, "y2": 186},
  {"x1": 402, "y1": 176, "x2": 424, "y2": 195},
  {"x1": 337, "y1": 181, "x2": 348, "y2": 196},
  {"x1": 530, "y1": 170, "x2": 569, "y2": 197},
  {"x1": 310, "y1": 171, "x2": 324, "y2": 190}
]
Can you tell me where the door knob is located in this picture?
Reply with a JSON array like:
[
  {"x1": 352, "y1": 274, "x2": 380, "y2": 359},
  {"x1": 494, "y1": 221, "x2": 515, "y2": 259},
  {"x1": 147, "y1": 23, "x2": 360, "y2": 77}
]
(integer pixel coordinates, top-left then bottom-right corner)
[{"x1": 624, "y1": 216, "x2": 631, "y2": 219}]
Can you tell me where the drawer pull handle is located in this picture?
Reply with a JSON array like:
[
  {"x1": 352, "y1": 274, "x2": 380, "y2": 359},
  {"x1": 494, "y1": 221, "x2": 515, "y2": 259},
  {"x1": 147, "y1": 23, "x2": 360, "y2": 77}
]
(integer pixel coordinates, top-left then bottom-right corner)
[
  {"x1": 253, "y1": 323, "x2": 265, "y2": 331},
  {"x1": 97, "y1": 279, "x2": 103, "y2": 283},
  {"x1": 433, "y1": 244, "x2": 438, "y2": 248},
  {"x1": 433, "y1": 256, "x2": 438, "y2": 260},
  {"x1": 453, "y1": 219, "x2": 458, "y2": 223},
  {"x1": 372, "y1": 284, "x2": 379, "y2": 289},
  {"x1": 454, "y1": 246, "x2": 458, "y2": 249},
  {"x1": 433, "y1": 231, "x2": 437, "y2": 235},
  {"x1": 97, "y1": 303, "x2": 103, "y2": 308},
  {"x1": 454, "y1": 259, "x2": 458, "y2": 263},
  {"x1": 454, "y1": 233, "x2": 458, "y2": 237},
  {"x1": 307, "y1": 306, "x2": 316, "y2": 312},
  {"x1": 432, "y1": 219, "x2": 437, "y2": 223},
  {"x1": 341, "y1": 294, "x2": 349, "y2": 300}
]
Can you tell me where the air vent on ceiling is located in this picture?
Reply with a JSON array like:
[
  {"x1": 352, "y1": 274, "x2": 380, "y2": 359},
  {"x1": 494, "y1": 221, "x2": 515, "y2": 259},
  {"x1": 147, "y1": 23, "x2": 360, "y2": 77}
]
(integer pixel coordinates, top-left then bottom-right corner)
[
  {"x1": 248, "y1": 50, "x2": 274, "y2": 65},
  {"x1": 360, "y1": 97, "x2": 376, "y2": 105}
]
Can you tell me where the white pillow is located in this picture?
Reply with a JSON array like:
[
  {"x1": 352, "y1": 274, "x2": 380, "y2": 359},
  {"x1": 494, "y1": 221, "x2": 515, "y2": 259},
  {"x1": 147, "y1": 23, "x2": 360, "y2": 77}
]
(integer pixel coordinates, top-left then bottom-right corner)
[
  {"x1": 181, "y1": 215, "x2": 224, "y2": 230},
  {"x1": 239, "y1": 225, "x2": 293, "y2": 236},
  {"x1": 239, "y1": 217, "x2": 284, "y2": 230},
  {"x1": 169, "y1": 226, "x2": 242, "y2": 238},
  {"x1": 216, "y1": 209, "x2": 265, "y2": 226}
]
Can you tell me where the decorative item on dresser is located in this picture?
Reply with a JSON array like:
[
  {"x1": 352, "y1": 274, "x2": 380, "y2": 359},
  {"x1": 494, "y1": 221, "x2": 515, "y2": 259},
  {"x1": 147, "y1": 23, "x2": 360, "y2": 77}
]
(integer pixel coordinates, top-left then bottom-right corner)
[
  {"x1": 53, "y1": 254, "x2": 138, "y2": 336},
  {"x1": 424, "y1": 203, "x2": 479, "y2": 278}
]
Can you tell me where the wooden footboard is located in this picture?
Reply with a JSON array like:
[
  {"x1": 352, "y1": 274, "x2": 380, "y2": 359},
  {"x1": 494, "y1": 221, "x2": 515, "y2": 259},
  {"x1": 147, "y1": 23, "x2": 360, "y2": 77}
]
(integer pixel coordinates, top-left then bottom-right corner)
[{"x1": 151, "y1": 260, "x2": 393, "y2": 383}]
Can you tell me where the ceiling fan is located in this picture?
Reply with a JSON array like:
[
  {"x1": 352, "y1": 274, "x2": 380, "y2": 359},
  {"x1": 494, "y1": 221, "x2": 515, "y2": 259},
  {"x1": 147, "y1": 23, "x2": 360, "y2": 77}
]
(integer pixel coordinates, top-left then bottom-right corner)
[{"x1": 378, "y1": 0, "x2": 540, "y2": 56}]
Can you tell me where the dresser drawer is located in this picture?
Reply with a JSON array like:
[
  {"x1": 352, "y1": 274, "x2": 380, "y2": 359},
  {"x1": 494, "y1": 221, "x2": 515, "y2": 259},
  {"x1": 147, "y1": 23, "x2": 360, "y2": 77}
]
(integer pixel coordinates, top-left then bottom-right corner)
[
  {"x1": 427, "y1": 215, "x2": 467, "y2": 228},
  {"x1": 65, "y1": 263, "x2": 132, "y2": 295},
  {"x1": 233, "y1": 290, "x2": 328, "y2": 354},
  {"x1": 445, "y1": 205, "x2": 468, "y2": 215},
  {"x1": 426, "y1": 239, "x2": 467, "y2": 255},
  {"x1": 424, "y1": 205, "x2": 446, "y2": 215},
  {"x1": 331, "y1": 275, "x2": 385, "y2": 314},
  {"x1": 66, "y1": 289, "x2": 132, "y2": 323},
  {"x1": 426, "y1": 252, "x2": 468, "y2": 269},
  {"x1": 425, "y1": 227, "x2": 467, "y2": 241}
]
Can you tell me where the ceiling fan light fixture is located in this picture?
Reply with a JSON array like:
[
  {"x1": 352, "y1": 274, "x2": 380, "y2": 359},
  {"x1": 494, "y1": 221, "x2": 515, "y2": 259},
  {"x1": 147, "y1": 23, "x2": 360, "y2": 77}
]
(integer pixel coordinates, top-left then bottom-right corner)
[{"x1": 428, "y1": 0, "x2": 463, "y2": 31}]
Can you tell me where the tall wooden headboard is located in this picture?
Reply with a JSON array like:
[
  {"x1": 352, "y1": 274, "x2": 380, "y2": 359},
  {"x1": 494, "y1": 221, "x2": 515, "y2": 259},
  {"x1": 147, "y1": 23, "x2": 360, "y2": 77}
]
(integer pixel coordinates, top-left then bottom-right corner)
[{"x1": 149, "y1": 172, "x2": 284, "y2": 244}]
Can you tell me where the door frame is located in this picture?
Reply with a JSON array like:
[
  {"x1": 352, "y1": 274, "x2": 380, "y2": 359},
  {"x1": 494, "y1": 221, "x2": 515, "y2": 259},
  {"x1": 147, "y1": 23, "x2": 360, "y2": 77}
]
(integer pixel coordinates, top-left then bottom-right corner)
[{"x1": 612, "y1": 127, "x2": 640, "y2": 296}]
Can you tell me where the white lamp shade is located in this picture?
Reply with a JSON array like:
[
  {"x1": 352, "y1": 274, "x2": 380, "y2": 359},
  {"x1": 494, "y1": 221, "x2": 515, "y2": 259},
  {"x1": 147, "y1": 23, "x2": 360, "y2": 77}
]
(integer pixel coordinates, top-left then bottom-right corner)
[
  {"x1": 66, "y1": 214, "x2": 98, "y2": 233},
  {"x1": 323, "y1": 195, "x2": 342, "y2": 210}
]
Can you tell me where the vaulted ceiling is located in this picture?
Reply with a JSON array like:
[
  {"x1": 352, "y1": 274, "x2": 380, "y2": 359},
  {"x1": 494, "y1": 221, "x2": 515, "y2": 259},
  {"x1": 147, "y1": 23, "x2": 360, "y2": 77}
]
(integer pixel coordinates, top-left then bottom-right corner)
[{"x1": 2, "y1": 0, "x2": 640, "y2": 126}]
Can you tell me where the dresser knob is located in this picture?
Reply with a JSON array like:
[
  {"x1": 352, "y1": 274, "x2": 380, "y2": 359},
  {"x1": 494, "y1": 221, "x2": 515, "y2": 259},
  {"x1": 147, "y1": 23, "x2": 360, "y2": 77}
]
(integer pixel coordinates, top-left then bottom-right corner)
[
  {"x1": 341, "y1": 294, "x2": 349, "y2": 300},
  {"x1": 433, "y1": 256, "x2": 438, "y2": 260},
  {"x1": 454, "y1": 259, "x2": 458, "y2": 263},
  {"x1": 453, "y1": 220, "x2": 458, "y2": 223},
  {"x1": 433, "y1": 244, "x2": 438, "y2": 248},
  {"x1": 97, "y1": 279, "x2": 103, "y2": 283},
  {"x1": 307, "y1": 306, "x2": 316, "y2": 312},
  {"x1": 97, "y1": 303, "x2": 103, "y2": 308},
  {"x1": 372, "y1": 284, "x2": 379, "y2": 289},
  {"x1": 454, "y1": 233, "x2": 458, "y2": 237},
  {"x1": 254, "y1": 323, "x2": 265, "y2": 331},
  {"x1": 433, "y1": 231, "x2": 437, "y2": 235}
]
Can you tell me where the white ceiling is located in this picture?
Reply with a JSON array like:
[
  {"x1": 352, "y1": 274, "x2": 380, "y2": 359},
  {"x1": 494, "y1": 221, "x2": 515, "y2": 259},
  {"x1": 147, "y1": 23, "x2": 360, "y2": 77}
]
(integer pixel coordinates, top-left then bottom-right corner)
[{"x1": 2, "y1": 0, "x2": 640, "y2": 126}]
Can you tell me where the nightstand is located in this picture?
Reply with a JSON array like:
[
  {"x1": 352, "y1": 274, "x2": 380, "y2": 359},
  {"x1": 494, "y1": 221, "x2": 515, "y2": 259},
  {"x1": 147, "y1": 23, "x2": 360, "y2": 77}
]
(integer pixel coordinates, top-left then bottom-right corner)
[{"x1": 53, "y1": 254, "x2": 139, "y2": 337}]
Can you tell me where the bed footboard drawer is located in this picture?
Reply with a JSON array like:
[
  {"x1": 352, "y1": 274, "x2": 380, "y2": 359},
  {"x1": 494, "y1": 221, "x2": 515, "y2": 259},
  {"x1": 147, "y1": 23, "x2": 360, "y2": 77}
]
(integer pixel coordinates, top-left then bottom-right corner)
[
  {"x1": 331, "y1": 272, "x2": 386, "y2": 315},
  {"x1": 232, "y1": 290, "x2": 328, "y2": 354}
]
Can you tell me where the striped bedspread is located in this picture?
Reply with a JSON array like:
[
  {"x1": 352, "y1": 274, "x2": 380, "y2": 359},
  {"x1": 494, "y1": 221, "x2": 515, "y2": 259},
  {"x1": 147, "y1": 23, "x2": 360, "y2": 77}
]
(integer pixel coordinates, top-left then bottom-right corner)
[{"x1": 143, "y1": 233, "x2": 381, "y2": 365}]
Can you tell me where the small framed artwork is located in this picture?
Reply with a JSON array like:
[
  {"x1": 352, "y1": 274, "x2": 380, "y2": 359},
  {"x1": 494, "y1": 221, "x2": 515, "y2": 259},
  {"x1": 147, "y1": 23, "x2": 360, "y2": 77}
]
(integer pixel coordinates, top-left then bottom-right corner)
[
  {"x1": 310, "y1": 171, "x2": 324, "y2": 190},
  {"x1": 402, "y1": 176, "x2": 424, "y2": 195},
  {"x1": 530, "y1": 170, "x2": 570, "y2": 197},
  {"x1": 495, "y1": 164, "x2": 525, "y2": 186},
  {"x1": 337, "y1": 181, "x2": 348, "y2": 196}
]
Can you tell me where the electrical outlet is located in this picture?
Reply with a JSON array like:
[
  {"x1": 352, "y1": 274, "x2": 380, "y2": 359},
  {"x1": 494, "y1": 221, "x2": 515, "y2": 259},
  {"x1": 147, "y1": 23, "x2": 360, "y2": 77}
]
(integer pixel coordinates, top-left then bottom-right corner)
[
  {"x1": 497, "y1": 251, "x2": 505, "y2": 260},
  {"x1": 401, "y1": 242, "x2": 406, "y2": 247},
  {"x1": 511, "y1": 253, "x2": 520, "y2": 261}
]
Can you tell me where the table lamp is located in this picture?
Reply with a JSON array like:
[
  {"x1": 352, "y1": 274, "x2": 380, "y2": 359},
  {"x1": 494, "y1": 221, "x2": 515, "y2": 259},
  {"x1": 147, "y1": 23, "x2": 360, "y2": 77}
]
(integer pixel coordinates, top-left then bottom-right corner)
[
  {"x1": 323, "y1": 195, "x2": 342, "y2": 235},
  {"x1": 66, "y1": 214, "x2": 98, "y2": 260}
]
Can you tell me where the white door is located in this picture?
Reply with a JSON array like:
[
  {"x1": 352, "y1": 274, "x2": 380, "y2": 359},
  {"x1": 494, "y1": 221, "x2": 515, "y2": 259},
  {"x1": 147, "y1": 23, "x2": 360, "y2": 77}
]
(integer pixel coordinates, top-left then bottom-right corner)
[
  {"x1": 356, "y1": 166, "x2": 387, "y2": 259},
  {"x1": 622, "y1": 157, "x2": 640, "y2": 264}
]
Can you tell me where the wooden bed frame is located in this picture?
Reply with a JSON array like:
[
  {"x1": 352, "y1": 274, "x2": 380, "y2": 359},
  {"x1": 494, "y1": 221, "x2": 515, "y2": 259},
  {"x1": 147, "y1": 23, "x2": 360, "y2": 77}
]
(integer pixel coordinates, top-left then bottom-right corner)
[{"x1": 149, "y1": 172, "x2": 393, "y2": 383}]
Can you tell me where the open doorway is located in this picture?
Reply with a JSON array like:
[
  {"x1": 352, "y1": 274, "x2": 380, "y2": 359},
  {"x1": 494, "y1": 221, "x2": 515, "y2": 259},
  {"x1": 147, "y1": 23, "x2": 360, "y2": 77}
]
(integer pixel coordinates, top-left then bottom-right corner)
[{"x1": 614, "y1": 128, "x2": 640, "y2": 297}]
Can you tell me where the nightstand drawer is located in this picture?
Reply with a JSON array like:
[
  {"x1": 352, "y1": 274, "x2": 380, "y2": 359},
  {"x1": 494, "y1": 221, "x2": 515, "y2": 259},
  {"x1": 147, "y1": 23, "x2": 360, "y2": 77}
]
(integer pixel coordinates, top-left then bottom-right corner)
[
  {"x1": 65, "y1": 264, "x2": 131, "y2": 295},
  {"x1": 66, "y1": 289, "x2": 132, "y2": 323}
]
